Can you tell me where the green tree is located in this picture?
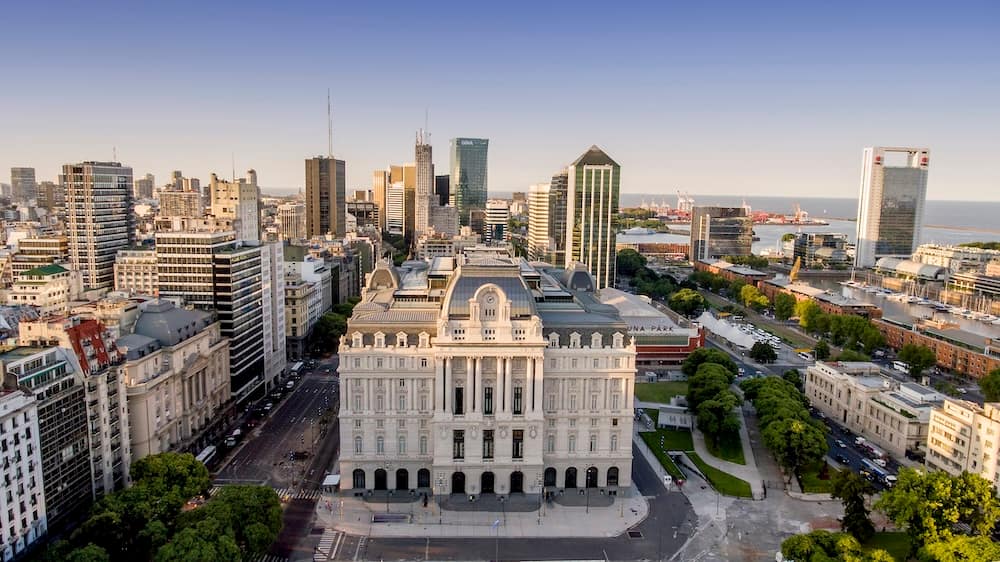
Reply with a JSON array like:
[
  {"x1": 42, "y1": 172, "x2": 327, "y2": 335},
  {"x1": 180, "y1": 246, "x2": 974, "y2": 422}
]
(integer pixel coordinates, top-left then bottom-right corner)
[
  {"x1": 774, "y1": 292, "x2": 797, "y2": 321},
  {"x1": 875, "y1": 469, "x2": 1000, "y2": 556},
  {"x1": 898, "y1": 343, "x2": 937, "y2": 378},
  {"x1": 66, "y1": 545, "x2": 110, "y2": 562},
  {"x1": 918, "y1": 535, "x2": 1000, "y2": 562},
  {"x1": 780, "y1": 530, "x2": 896, "y2": 562},
  {"x1": 695, "y1": 391, "x2": 741, "y2": 441},
  {"x1": 763, "y1": 418, "x2": 828, "y2": 479},
  {"x1": 668, "y1": 288, "x2": 706, "y2": 317},
  {"x1": 206, "y1": 486, "x2": 283, "y2": 555},
  {"x1": 130, "y1": 452, "x2": 211, "y2": 500},
  {"x1": 795, "y1": 300, "x2": 823, "y2": 332},
  {"x1": 834, "y1": 349, "x2": 870, "y2": 362},
  {"x1": 686, "y1": 364, "x2": 732, "y2": 411},
  {"x1": 749, "y1": 341, "x2": 778, "y2": 363},
  {"x1": 979, "y1": 368, "x2": 1000, "y2": 402},
  {"x1": 616, "y1": 249, "x2": 647, "y2": 277},
  {"x1": 782, "y1": 369, "x2": 802, "y2": 391},
  {"x1": 739, "y1": 284, "x2": 770, "y2": 311},
  {"x1": 155, "y1": 519, "x2": 240, "y2": 562},
  {"x1": 814, "y1": 340, "x2": 831, "y2": 360},
  {"x1": 681, "y1": 348, "x2": 739, "y2": 380},
  {"x1": 310, "y1": 312, "x2": 348, "y2": 353},
  {"x1": 831, "y1": 470, "x2": 876, "y2": 542}
]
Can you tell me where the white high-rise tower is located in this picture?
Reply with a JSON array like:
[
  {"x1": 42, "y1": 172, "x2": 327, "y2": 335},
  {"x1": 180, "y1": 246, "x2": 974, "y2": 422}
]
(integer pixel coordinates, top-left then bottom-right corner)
[{"x1": 855, "y1": 147, "x2": 930, "y2": 268}]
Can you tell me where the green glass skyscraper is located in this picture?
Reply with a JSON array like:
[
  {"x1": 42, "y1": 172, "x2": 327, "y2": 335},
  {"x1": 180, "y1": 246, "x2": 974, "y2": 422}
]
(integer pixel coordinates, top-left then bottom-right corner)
[
  {"x1": 449, "y1": 138, "x2": 489, "y2": 226},
  {"x1": 564, "y1": 146, "x2": 621, "y2": 289}
]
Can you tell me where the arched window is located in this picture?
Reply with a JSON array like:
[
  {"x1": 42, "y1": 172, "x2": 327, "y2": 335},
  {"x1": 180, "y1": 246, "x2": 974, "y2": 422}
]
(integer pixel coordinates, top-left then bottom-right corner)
[
  {"x1": 396, "y1": 332, "x2": 408, "y2": 347},
  {"x1": 610, "y1": 434, "x2": 619, "y2": 452}
]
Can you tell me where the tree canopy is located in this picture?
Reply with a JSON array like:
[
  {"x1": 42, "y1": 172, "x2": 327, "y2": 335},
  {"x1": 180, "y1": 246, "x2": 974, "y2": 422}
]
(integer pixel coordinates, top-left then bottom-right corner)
[
  {"x1": 616, "y1": 249, "x2": 648, "y2": 277},
  {"x1": 749, "y1": 341, "x2": 778, "y2": 363},
  {"x1": 668, "y1": 288, "x2": 706, "y2": 317},
  {"x1": 875, "y1": 468, "x2": 1000, "y2": 556},
  {"x1": 773, "y1": 292, "x2": 797, "y2": 321},
  {"x1": 898, "y1": 343, "x2": 936, "y2": 378},
  {"x1": 739, "y1": 284, "x2": 770, "y2": 311},
  {"x1": 814, "y1": 340, "x2": 831, "y2": 360},
  {"x1": 981, "y1": 368, "x2": 1000, "y2": 402},
  {"x1": 681, "y1": 348, "x2": 739, "y2": 380},
  {"x1": 781, "y1": 530, "x2": 894, "y2": 562},
  {"x1": 742, "y1": 376, "x2": 826, "y2": 479},
  {"x1": 831, "y1": 470, "x2": 876, "y2": 542}
]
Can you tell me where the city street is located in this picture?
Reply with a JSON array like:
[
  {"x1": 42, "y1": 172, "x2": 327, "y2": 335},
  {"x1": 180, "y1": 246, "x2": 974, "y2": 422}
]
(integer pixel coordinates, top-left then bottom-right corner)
[{"x1": 216, "y1": 358, "x2": 340, "y2": 489}]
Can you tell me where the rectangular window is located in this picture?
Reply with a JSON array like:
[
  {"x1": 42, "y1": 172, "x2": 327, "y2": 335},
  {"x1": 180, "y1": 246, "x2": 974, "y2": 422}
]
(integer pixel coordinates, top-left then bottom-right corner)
[
  {"x1": 546, "y1": 394, "x2": 555, "y2": 411},
  {"x1": 419, "y1": 435, "x2": 428, "y2": 455},
  {"x1": 591, "y1": 394, "x2": 598, "y2": 410},
  {"x1": 483, "y1": 430, "x2": 494, "y2": 459},
  {"x1": 589, "y1": 434, "x2": 597, "y2": 453},
  {"x1": 612, "y1": 394, "x2": 620, "y2": 410},
  {"x1": 398, "y1": 436, "x2": 406, "y2": 455},
  {"x1": 420, "y1": 396, "x2": 428, "y2": 411},
  {"x1": 547, "y1": 434, "x2": 555, "y2": 453},
  {"x1": 454, "y1": 387, "x2": 464, "y2": 415},
  {"x1": 453, "y1": 430, "x2": 465, "y2": 460},
  {"x1": 513, "y1": 386, "x2": 523, "y2": 415},
  {"x1": 593, "y1": 359, "x2": 599, "y2": 368},
  {"x1": 420, "y1": 358, "x2": 428, "y2": 368},
  {"x1": 568, "y1": 435, "x2": 576, "y2": 453},
  {"x1": 512, "y1": 430, "x2": 524, "y2": 459},
  {"x1": 484, "y1": 387, "x2": 494, "y2": 415}
]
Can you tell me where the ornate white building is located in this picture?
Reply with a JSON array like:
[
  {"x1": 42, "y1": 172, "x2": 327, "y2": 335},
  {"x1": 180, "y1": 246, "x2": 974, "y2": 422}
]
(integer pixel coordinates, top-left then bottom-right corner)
[{"x1": 338, "y1": 255, "x2": 636, "y2": 498}]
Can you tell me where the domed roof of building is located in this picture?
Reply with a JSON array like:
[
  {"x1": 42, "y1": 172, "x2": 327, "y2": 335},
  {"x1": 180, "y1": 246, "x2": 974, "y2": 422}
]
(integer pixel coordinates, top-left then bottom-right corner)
[
  {"x1": 443, "y1": 261, "x2": 536, "y2": 319},
  {"x1": 132, "y1": 299, "x2": 213, "y2": 347}
]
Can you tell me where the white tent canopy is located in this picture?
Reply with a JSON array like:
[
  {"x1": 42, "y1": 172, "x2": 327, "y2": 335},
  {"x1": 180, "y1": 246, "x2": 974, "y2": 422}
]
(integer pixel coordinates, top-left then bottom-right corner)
[{"x1": 694, "y1": 312, "x2": 756, "y2": 349}]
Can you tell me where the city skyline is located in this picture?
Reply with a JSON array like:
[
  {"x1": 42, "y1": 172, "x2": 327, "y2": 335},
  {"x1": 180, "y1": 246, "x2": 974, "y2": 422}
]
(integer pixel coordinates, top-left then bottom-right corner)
[{"x1": 1, "y1": 2, "x2": 998, "y2": 201}]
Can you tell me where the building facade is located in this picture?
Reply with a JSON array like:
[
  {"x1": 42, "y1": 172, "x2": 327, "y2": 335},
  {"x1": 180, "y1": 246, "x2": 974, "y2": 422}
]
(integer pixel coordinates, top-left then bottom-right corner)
[
  {"x1": 873, "y1": 317, "x2": 1000, "y2": 379},
  {"x1": 0, "y1": 386, "x2": 46, "y2": 561},
  {"x1": 9, "y1": 237, "x2": 69, "y2": 281},
  {"x1": 62, "y1": 162, "x2": 135, "y2": 290},
  {"x1": 449, "y1": 138, "x2": 489, "y2": 226},
  {"x1": 114, "y1": 249, "x2": 158, "y2": 295},
  {"x1": 855, "y1": 147, "x2": 930, "y2": 268},
  {"x1": 133, "y1": 173, "x2": 154, "y2": 200},
  {"x1": 305, "y1": 156, "x2": 346, "y2": 238},
  {"x1": 925, "y1": 399, "x2": 1000, "y2": 493},
  {"x1": 210, "y1": 170, "x2": 261, "y2": 243},
  {"x1": 804, "y1": 361, "x2": 943, "y2": 458},
  {"x1": 690, "y1": 206, "x2": 752, "y2": 262},
  {"x1": 565, "y1": 147, "x2": 620, "y2": 290},
  {"x1": 10, "y1": 167, "x2": 36, "y2": 203},
  {"x1": 792, "y1": 232, "x2": 849, "y2": 269},
  {"x1": 338, "y1": 256, "x2": 636, "y2": 497},
  {"x1": 116, "y1": 300, "x2": 231, "y2": 459},
  {"x1": 158, "y1": 189, "x2": 203, "y2": 219},
  {"x1": 913, "y1": 244, "x2": 1000, "y2": 273},
  {"x1": 5, "y1": 264, "x2": 82, "y2": 315},
  {"x1": 527, "y1": 173, "x2": 568, "y2": 265},
  {"x1": 484, "y1": 199, "x2": 510, "y2": 244},
  {"x1": 415, "y1": 135, "x2": 433, "y2": 234},
  {"x1": 277, "y1": 203, "x2": 307, "y2": 240}
]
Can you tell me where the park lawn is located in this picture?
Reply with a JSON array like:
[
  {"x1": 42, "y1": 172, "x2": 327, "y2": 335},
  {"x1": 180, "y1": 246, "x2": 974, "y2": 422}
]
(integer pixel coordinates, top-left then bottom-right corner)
[
  {"x1": 864, "y1": 532, "x2": 910, "y2": 561},
  {"x1": 797, "y1": 461, "x2": 839, "y2": 493},
  {"x1": 639, "y1": 432, "x2": 685, "y2": 479},
  {"x1": 687, "y1": 452, "x2": 753, "y2": 498},
  {"x1": 634, "y1": 381, "x2": 688, "y2": 404},
  {"x1": 704, "y1": 433, "x2": 746, "y2": 465}
]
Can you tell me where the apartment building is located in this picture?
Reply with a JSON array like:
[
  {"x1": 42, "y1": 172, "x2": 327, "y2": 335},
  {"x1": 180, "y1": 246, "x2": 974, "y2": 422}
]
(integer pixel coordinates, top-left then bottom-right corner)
[
  {"x1": 925, "y1": 399, "x2": 1000, "y2": 492},
  {"x1": 114, "y1": 249, "x2": 158, "y2": 295},
  {"x1": 0, "y1": 385, "x2": 46, "y2": 561},
  {"x1": 5, "y1": 264, "x2": 83, "y2": 315},
  {"x1": 804, "y1": 361, "x2": 944, "y2": 458}
]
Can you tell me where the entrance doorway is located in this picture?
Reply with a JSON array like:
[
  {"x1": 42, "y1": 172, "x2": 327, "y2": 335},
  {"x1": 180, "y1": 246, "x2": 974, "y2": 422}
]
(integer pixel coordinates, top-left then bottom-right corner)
[
  {"x1": 565, "y1": 467, "x2": 578, "y2": 488},
  {"x1": 544, "y1": 467, "x2": 557, "y2": 487},
  {"x1": 481, "y1": 472, "x2": 495, "y2": 494},
  {"x1": 607, "y1": 467, "x2": 619, "y2": 487},
  {"x1": 586, "y1": 467, "x2": 599, "y2": 488},
  {"x1": 417, "y1": 468, "x2": 430, "y2": 488},
  {"x1": 510, "y1": 471, "x2": 524, "y2": 494},
  {"x1": 352, "y1": 469, "x2": 366, "y2": 489},
  {"x1": 396, "y1": 469, "x2": 409, "y2": 490},
  {"x1": 374, "y1": 469, "x2": 387, "y2": 491},
  {"x1": 451, "y1": 472, "x2": 466, "y2": 494}
]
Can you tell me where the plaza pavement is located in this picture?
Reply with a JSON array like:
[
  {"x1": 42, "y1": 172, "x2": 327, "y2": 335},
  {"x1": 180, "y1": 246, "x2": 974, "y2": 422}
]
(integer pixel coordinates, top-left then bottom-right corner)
[{"x1": 316, "y1": 485, "x2": 650, "y2": 539}]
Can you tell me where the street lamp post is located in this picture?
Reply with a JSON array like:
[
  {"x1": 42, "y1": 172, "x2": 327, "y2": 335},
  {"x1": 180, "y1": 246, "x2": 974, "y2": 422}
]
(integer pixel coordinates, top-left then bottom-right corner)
[
  {"x1": 536, "y1": 476, "x2": 543, "y2": 525},
  {"x1": 436, "y1": 476, "x2": 444, "y2": 525}
]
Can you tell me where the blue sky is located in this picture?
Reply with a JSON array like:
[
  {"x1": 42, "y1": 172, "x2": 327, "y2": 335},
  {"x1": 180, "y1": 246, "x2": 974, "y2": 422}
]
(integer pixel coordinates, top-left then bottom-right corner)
[{"x1": 2, "y1": 0, "x2": 998, "y2": 200}]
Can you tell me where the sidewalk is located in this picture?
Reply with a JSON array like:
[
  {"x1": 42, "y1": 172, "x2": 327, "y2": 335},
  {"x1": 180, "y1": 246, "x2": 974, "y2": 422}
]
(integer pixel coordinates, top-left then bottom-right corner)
[
  {"x1": 317, "y1": 485, "x2": 649, "y2": 538},
  {"x1": 690, "y1": 426, "x2": 764, "y2": 499}
]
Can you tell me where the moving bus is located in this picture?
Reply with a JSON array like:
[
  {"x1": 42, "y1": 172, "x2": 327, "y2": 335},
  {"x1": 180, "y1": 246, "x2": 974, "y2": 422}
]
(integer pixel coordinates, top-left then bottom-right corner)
[
  {"x1": 892, "y1": 361, "x2": 909, "y2": 373},
  {"x1": 195, "y1": 445, "x2": 217, "y2": 467},
  {"x1": 861, "y1": 458, "x2": 896, "y2": 486}
]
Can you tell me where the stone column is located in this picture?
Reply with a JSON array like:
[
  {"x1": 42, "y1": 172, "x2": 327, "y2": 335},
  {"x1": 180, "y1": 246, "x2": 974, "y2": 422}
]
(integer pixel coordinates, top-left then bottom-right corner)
[
  {"x1": 436, "y1": 358, "x2": 445, "y2": 412},
  {"x1": 504, "y1": 356, "x2": 513, "y2": 413},
  {"x1": 532, "y1": 358, "x2": 542, "y2": 412},
  {"x1": 445, "y1": 357, "x2": 453, "y2": 414},
  {"x1": 466, "y1": 359, "x2": 474, "y2": 414},
  {"x1": 474, "y1": 358, "x2": 483, "y2": 414}
]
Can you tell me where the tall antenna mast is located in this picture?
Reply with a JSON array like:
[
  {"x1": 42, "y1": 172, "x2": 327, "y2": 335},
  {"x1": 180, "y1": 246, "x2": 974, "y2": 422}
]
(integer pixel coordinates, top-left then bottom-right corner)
[
  {"x1": 424, "y1": 108, "x2": 429, "y2": 143},
  {"x1": 327, "y1": 88, "x2": 333, "y2": 157},
  {"x1": 231, "y1": 153, "x2": 236, "y2": 182}
]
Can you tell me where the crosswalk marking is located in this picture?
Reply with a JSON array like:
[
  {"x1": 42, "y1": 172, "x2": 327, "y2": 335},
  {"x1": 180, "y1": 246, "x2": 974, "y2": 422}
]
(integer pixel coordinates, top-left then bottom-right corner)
[
  {"x1": 244, "y1": 554, "x2": 287, "y2": 562},
  {"x1": 210, "y1": 484, "x2": 324, "y2": 501},
  {"x1": 315, "y1": 529, "x2": 342, "y2": 561}
]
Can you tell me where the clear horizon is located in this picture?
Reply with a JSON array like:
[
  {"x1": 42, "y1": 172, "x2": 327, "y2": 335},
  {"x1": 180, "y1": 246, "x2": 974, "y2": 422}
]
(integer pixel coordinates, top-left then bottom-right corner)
[{"x1": 2, "y1": 1, "x2": 998, "y2": 201}]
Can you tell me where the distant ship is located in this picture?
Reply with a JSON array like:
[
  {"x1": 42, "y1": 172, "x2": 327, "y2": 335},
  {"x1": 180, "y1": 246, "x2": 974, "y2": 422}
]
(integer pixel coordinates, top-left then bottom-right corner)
[{"x1": 623, "y1": 226, "x2": 656, "y2": 235}]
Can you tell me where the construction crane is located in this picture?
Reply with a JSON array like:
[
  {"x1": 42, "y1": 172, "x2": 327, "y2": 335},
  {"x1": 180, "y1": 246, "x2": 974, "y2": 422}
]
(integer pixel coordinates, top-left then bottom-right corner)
[{"x1": 789, "y1": 256, "x2": 802, "y2": 283}]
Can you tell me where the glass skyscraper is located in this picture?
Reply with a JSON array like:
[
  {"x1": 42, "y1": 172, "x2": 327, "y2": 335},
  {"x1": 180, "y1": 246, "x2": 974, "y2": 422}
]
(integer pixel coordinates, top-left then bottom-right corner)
[
  {"x1": 449, "y1": 138, "x2": 489, "y2": 226},
  {"x1": 565, "y1": 146, "x2": 621, "y2": 289},
  {"x1": 855, "y1": 147, "x2": 929, "y2": 268},
  {"x1": 689, "y1": 206, "x2": 753, "y2": 262}
]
